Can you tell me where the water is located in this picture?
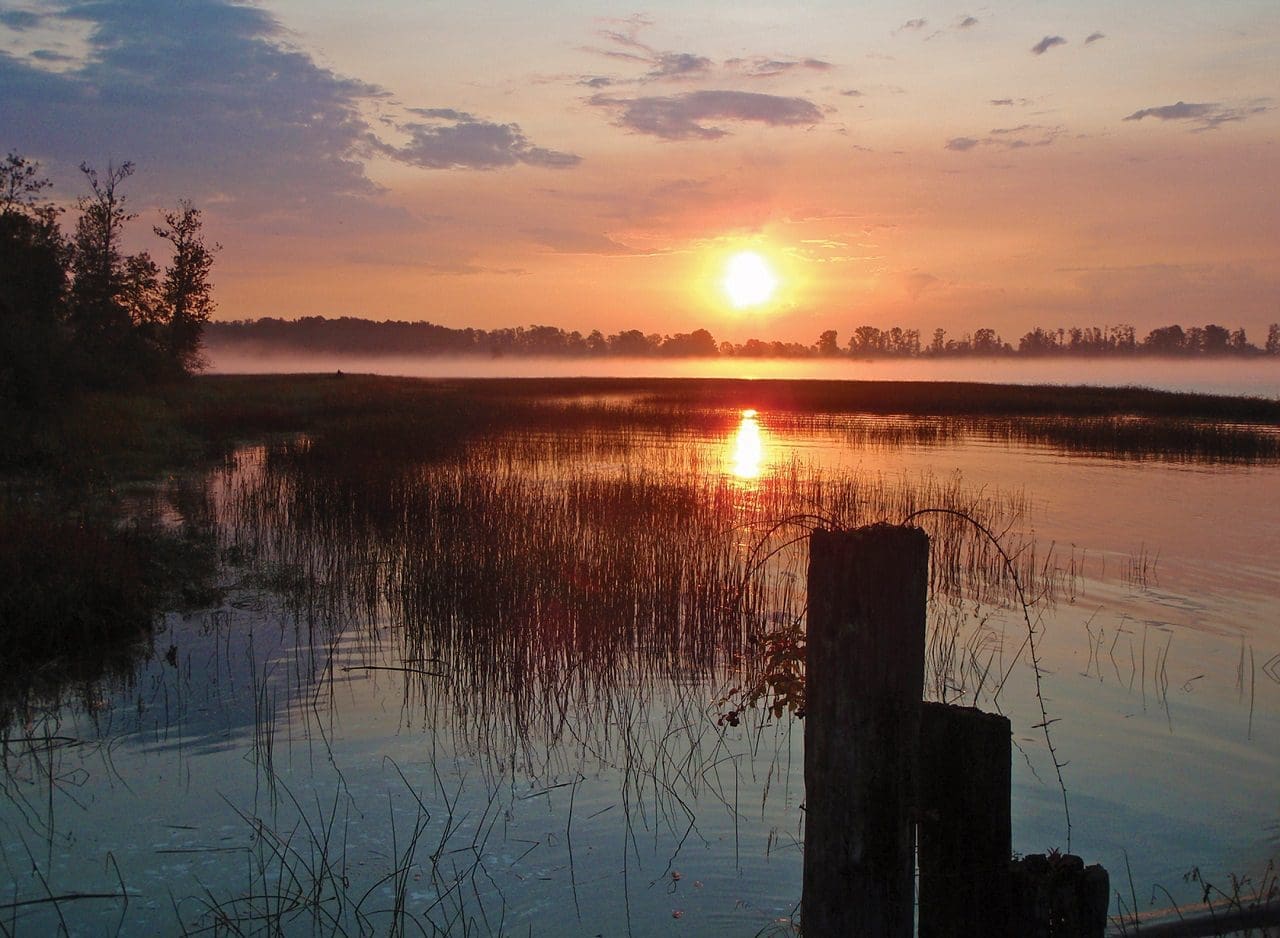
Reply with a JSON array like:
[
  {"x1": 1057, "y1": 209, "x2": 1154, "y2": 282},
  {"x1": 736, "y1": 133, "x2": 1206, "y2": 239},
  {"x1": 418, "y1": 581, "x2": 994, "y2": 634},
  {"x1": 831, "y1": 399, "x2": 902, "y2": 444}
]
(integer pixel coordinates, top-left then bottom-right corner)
[
  {"x1": 206, "y1": 349, "x2": 1280, "y2": 399},
  {"x1": 2, "y1": 394, "x2": 1278, "y2": 935}
]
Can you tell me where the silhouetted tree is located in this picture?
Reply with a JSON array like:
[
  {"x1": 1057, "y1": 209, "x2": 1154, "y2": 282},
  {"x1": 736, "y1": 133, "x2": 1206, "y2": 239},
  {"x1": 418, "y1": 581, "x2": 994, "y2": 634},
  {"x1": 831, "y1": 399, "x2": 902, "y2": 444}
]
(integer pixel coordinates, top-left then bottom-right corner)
[
  {"x1": 1202, "y1": 324, "x2": 1230, "y2": 355},
  {"x1": 68, "y1": 161, "x2": 164, "y2": 383},
  {"x1": 0, "y1": 153, "x2": 68, "y2": 407},
  {"x1": 154, "y1": 201, "x2": 217, "y2": 374},
  {"x1": 1267, "y1": 323, "x2": 1280, "y2": 355},
  {"x1": 1142, "y1": 324, "x2": 1186, "y2": 354},
  {"x1": 815, "y1": 329, "x2": 839, "y2": 356},
  {"x1": 661, "y1": 329, "x2": 718, "y2": 356}
]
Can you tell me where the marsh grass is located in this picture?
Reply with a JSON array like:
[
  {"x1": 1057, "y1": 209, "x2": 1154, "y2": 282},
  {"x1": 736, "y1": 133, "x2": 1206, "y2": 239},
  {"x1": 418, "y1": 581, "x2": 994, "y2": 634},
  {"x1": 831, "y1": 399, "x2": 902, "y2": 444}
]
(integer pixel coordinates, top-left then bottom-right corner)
[
  {"x1": 211, "y1": 393, "x2": 1067, "y2": 768},
  {"x1": 183, "y1": 375, "x2": 1280, "y2": 465},
  {"x1": 9, "y1": 374, "x2": 1265, "y2": 933},
  {"x1": 0, "y1": 502, "x2": 221, "y2": 729},
  {"x1": 1112, "y1": 856, "x2": 1280, "y2": 937}
]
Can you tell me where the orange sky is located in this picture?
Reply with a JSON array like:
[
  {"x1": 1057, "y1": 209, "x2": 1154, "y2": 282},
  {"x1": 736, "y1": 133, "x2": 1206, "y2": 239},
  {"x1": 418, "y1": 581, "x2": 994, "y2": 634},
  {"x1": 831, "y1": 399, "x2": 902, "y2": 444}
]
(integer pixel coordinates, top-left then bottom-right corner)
[{"x1": 3, "y1": 0, "x2": 1277, "y2": 344}]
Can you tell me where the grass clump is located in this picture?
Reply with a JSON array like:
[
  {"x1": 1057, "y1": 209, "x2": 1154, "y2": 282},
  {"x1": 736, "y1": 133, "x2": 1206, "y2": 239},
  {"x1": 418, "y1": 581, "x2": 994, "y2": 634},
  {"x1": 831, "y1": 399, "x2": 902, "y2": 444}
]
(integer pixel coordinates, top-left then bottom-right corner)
[{"x1": 0, "y1": 505, "x2": 219, "y2": 724}]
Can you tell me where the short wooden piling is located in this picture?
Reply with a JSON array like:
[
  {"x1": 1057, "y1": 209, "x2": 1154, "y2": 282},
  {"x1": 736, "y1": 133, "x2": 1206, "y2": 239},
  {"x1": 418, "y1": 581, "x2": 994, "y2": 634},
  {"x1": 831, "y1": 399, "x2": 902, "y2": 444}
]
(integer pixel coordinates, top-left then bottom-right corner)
[
  {"x1": 918, "y1": 701, "x2": 1013, "y2": 937},
  {"x1": 803, "y1": 524, "x2": 929, "y2": 937}
]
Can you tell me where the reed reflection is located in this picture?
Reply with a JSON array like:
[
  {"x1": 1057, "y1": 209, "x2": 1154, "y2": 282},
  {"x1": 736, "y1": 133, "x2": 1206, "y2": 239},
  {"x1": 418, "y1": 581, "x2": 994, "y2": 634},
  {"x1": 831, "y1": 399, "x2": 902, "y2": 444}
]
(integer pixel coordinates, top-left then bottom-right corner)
[{"x1": 731, "y1": 408, "x2": 766, "y2": 480}]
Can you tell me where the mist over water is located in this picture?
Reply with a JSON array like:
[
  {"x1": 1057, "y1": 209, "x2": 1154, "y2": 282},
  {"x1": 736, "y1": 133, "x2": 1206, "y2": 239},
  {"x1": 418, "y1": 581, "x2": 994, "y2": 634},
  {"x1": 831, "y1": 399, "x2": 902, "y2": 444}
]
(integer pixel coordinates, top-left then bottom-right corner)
[{"x1": 207, "y1": 348, "x2": 1280, "y2": 398}]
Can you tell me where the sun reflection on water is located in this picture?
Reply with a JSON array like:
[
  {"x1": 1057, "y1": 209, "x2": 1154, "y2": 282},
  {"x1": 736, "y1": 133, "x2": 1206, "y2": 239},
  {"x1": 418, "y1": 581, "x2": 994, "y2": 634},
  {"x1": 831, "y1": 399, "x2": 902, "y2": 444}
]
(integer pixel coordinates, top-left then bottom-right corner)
[{"x1": 730, "y1": 409, "x2": 765, "y2": 479}]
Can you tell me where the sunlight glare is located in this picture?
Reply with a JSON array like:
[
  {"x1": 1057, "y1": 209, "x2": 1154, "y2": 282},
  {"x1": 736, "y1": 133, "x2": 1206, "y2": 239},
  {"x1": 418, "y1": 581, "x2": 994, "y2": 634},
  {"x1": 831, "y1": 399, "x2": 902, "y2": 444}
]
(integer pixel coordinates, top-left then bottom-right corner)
[
  {"x1": 731, "y1": 409, "x2": 765, "y2": 479},
  {"x1": 723, "y1": 252, "x2": 778, "y2": 308}
]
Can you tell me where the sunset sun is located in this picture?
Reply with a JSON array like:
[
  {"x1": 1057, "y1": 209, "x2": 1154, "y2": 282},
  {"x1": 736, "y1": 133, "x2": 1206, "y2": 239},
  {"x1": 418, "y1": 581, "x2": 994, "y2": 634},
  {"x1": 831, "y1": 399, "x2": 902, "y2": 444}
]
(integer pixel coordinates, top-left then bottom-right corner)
[{"x1": 723, "y1": 251, "x2": 779, "y2": 309}]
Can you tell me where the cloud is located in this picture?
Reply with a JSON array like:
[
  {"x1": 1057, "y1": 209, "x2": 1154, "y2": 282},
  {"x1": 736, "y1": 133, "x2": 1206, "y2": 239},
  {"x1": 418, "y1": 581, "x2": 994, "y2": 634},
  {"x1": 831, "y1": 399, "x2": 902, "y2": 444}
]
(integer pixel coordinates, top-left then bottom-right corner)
[
  {"x1": 1031, "y1": 35, "x2": 1067, "y2": 55},
  {"x1": 726, "y1": 56, "x2": 833, "y2": 78},
  {"x1": 647, "y1": 51, "x2": 712, "y2": 80},
  {"x1": 29, "y1": 48, "x2": 74, "y2": 63},
  {"x1": 904, "y1": 271, "x2": 941, "y2": 299},
  {"x1": 958, "y1": 16, "x2": 979, "y2": 29},
  {"x1": 392, "y1": 112, "x2": 581, "y2": 170},
  {"x1": 1123, "y1": 100, "x2": 1272, "y2": 130},
  {"x1": 1085, "y1": 31, "x2": 1105, "y2": 44},
  {"x1": 946, "y1": 125, "x2": 1064, "y2": 151},
  {"x1": 584, "y1": 23, "x2": 712, "y2": 83},
  {"x1": 589, "y1": 90, "x2": 823, "y2": 140},
  {"x1": 895, "y1": 18, "x2": 927, "y2": 34},
  {"x1": 0, "y1": 0, "x2": 578, "y2": 221},
  {"x1": 841, "y1": 89, "x2": 865, "y2": 98},
  {"x1": 0, "y1": 10, "x2": 43, "y2": 30},
  {"x1": 523, "y1": 227, "x2": 637, "y2": 255}
]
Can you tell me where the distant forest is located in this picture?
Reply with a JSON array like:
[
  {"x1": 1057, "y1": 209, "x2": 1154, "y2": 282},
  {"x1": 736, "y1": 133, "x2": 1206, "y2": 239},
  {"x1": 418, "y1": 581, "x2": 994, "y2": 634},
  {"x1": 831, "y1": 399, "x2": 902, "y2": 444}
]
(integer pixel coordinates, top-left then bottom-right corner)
[{"x1": 210, "y1": 317, "x2": 1280, "y2": 360}]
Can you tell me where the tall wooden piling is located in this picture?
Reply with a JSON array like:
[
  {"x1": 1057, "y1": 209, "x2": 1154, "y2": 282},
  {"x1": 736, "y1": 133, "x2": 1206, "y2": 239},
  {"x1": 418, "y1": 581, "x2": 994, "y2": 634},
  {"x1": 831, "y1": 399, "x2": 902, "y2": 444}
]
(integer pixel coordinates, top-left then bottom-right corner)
[
  {"x1": 803, "y1": 524, "x2": 929, "y2": 937},
  {"x1": 918, "y1": 701, "x2": 1013, "y2": 937}
]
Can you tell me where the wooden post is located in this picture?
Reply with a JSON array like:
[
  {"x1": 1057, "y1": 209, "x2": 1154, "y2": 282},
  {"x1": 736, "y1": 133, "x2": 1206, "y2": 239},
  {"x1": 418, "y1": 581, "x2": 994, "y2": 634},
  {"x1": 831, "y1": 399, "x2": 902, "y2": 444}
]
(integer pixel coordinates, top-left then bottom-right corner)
[
  {"x1": 918, "y1": 701, "x2": 1013, "y2": 937},
  {"x1": 803, "y1": 524, "x2": 929, "y2": 937}
]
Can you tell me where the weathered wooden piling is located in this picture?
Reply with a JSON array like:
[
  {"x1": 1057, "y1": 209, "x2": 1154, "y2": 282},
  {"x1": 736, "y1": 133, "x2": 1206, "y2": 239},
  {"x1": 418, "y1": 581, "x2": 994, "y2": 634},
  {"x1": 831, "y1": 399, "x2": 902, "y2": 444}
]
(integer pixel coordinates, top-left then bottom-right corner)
[
  {"x1": 918, "y1": 701, "x2": 1013, "y2": 937},
  {"x1": 803, "y1": 524, "x2": 929, "y2": 937},
  {"x1": 1009, "y1": 853, "x2": 1109, "y2": 937}
]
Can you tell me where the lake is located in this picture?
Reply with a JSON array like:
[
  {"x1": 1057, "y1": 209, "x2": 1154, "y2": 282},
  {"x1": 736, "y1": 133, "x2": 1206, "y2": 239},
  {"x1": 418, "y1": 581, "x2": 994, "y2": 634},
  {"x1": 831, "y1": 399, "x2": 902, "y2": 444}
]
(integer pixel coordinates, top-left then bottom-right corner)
[
  {"x1": 206, "y1": 349, "x2": 1280, "y2": 400},
  {"x1": 2, "y1": 379, "x2": 1277, "y2": 935}
]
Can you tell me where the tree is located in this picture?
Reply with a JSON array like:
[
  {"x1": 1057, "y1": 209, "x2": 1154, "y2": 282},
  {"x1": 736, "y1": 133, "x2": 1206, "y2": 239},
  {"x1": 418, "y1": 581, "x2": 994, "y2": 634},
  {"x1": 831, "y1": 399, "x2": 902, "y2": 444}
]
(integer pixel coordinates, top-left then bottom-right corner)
[
  {"x1": 68, "y1": 161, "x2": 148, "y2": 382},
  {"x1": 972, "y1": 327, "x2": 1005, "y2": 354},
  {"x1": 0, "y1": 154, "x2": 68, "y2": 407},
  {"x1": 1201, "y1": 323, "x2": 1230, "y2": 355},
  {"x1": 815, "y1": 329, "x2": 839, "y2": 356},
  {"x1": 1142, "y1": 324, "x2": 1186, "y2": 354},
  {"x1": 1267, "y1": 323, "x2": 1280, "y2": 355},
  {"x1": 154, "y1": 201, "x2": 218, "y2": 373},
  {"x1": 850, "y1": 325, "x2": 884, "y2": 356}
]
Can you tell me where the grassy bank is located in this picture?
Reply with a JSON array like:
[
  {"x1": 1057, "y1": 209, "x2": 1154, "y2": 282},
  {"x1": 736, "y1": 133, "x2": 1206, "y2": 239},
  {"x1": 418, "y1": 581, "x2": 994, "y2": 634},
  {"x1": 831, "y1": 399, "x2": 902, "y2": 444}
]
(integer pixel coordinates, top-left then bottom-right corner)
[{"x1": 7, "y1": 374, "x2": 1278, "y2": 482}]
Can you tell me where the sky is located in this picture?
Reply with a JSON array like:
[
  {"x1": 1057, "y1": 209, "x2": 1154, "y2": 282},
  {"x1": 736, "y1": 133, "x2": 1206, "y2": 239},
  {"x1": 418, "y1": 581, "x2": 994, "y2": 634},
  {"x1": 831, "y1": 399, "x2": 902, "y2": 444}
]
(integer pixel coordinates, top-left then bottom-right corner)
[{"x1": 2, "y1": 0, "x2": 1278, "y2": 344}]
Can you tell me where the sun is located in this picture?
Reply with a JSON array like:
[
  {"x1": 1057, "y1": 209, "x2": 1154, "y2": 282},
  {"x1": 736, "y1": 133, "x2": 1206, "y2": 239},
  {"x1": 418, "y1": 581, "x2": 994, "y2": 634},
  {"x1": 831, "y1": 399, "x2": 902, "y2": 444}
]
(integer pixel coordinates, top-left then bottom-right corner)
[{"x1": 722, "y1": 251, "x2": 779, "y2": 308}]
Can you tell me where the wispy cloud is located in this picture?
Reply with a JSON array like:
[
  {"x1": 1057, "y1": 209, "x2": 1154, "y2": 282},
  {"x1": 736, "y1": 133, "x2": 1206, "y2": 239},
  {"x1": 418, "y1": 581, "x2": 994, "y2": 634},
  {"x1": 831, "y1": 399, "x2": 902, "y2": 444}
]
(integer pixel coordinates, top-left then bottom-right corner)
[
  {"x1": 946, "y1": 124, "x2": 1064, "y2": 151},
  {"x1": 895, "y1": 18, "x2": 928, "y2": 34},
  {"x1": 904, "y1": 271, "x2": 941, "y2": 299},
  {"x1": 523, "y1": 227, "x2": 638, "y2": 255},
  {"x1": 1031, "y1": 35, "x2": 1067, "y2": 55},
  {"x1": 1085, "y1": 32, "x2": 1105, "y2": 44},
  {"x1": 588, "y1": 90, "x2": 822, "y2": 140},
  {"x1": 647, "y1": 51, "x2": 713, "y2": 80},
  {"x1": 958, "y1": 16, "x2": 979, "y2": 29},
  {"x1": 725, "y1": 56, "x2": 833, "y2": 78},
  {"x1": 583, "y1": 23, "x2": 711, "y2": 82},
  {"x1": 0, "y1": 9, "x2": 43, "y2": 30},
  {"x1": 1123, "y1": 100, "x2": 1271, "y2": 131},
  {"x1": 392, "y1": 110, "x2": 580, "y2": 170}
]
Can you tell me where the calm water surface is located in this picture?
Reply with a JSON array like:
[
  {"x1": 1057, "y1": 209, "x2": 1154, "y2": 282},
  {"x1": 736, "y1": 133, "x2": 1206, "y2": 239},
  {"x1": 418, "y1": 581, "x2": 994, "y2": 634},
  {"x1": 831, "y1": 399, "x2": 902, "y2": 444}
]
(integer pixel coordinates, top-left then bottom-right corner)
[
  {"x1": 2, "y1": 401, "x2": 1277, "y2": 935},
  {"x1": 207, "y1": 350, "x2": 1280, "y2": 399}
]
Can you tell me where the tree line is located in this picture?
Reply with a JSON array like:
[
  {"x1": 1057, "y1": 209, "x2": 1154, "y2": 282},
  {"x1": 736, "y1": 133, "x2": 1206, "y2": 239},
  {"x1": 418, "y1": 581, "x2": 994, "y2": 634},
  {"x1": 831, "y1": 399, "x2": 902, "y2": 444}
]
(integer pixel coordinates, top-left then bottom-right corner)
[
  {"x1": 1, "y1": 153, "x2": 216, "y2": 409},
  {"x1": 210, "y1": 317, "x2": 1280, "y2": 360}
]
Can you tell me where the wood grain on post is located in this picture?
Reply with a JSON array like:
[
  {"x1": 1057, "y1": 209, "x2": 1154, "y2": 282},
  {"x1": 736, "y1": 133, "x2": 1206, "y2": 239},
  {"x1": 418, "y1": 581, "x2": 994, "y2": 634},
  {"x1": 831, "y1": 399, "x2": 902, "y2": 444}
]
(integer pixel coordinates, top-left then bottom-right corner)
[
  {"x1": 803, "y1": 524, "x2": 929, "y2": 937},
  {"x1": 918, "y1": 701, "x2": 1013, "y2": 937}
]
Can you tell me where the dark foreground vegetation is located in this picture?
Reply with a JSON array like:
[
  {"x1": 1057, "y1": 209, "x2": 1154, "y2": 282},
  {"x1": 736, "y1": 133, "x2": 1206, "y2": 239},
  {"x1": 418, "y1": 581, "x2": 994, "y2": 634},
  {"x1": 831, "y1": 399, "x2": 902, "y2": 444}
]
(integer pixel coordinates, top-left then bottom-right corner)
[{"x1": 1, "y1": 153, "x2": 216, "y2": 410}]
